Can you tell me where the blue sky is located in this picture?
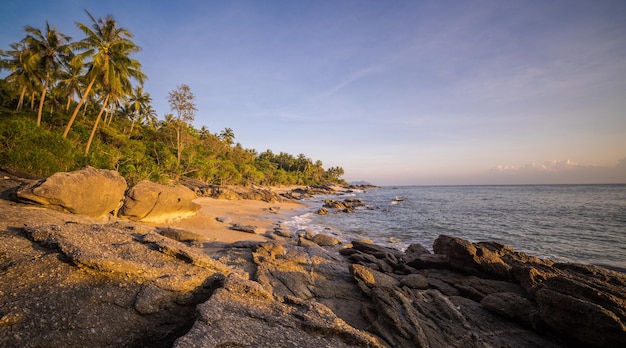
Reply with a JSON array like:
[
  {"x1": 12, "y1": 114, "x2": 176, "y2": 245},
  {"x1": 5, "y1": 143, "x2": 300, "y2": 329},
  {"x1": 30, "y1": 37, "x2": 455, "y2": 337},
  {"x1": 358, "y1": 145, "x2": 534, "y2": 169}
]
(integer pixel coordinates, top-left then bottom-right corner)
[{"x1": 2, "y1": 0, "x2": 625, "y2": 185}]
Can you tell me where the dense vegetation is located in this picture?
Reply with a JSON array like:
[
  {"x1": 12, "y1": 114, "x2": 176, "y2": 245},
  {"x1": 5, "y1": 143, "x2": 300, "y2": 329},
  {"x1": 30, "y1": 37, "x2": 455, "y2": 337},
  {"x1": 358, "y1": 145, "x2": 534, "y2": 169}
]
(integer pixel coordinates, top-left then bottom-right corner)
[{"x1": 0, "y1": 11, "x2": 346, "y2": 186}]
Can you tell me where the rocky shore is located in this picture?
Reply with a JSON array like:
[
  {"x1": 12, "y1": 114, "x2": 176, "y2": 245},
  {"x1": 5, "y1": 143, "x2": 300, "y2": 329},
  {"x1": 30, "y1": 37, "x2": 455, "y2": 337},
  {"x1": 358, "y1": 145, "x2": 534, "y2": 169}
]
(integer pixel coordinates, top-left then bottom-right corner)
[{"x1": 1, "y1": 168, "x2": 625, "y2": 347}]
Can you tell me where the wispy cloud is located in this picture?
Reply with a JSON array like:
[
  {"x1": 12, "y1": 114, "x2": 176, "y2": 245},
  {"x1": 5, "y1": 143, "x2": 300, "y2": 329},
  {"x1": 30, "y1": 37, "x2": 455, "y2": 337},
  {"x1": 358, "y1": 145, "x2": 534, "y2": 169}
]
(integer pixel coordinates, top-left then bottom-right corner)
[
  {"x1": 485, "y1": 158, "x2": 626, "y2": 184},
  {"x1": 314, "y1": 65, "x2": 382, "y2": 100}
]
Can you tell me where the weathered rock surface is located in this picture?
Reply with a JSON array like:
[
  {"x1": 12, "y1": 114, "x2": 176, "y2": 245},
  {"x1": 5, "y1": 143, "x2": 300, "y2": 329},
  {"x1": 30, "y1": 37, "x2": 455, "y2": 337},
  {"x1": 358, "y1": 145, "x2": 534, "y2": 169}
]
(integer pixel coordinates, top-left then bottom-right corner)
[
  {"x1": 0, "y1": 222, "x2": 230, "y2": 347},
  {"x1": 119, "y1": 180, "x2": 200, "y2": 223},
  {"x1": 431, "y1": 234, "x2": 626, "y2": 347},
  {"x1": 13, "y1": 166, "x2": 126, "y2": 218},
  {"x1": 174, "y1": 274, "x2": 385, "y2": 347}
]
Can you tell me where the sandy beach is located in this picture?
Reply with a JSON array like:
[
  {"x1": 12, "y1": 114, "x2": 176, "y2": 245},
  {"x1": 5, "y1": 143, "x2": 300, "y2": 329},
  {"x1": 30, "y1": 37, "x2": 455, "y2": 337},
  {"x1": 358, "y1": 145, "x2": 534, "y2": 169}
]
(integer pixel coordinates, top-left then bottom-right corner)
[
  {"x1": 160, "y1": 196, "x2": 308, "y2": 243},
  {"x1": 0, "y1": 180, "x2": 310, "y2": 244}
]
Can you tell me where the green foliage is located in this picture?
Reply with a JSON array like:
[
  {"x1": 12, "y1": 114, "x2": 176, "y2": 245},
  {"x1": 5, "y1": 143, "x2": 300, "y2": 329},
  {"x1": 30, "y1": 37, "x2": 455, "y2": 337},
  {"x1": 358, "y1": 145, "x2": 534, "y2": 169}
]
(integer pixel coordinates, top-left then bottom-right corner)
[
  {"x1": 0, "y1": 114, "x2": 76, "y2": 176},
  {"x1": 0, "y1": 12, "x2": 346, "y2": 186}
]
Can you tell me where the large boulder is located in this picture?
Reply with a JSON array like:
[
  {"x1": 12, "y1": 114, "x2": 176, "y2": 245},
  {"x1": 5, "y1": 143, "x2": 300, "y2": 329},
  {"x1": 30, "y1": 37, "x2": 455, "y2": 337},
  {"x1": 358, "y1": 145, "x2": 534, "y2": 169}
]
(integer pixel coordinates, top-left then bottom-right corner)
[
  {"x1": 120, "y1": 180, "x2": 199, "y2": 223},
  {"x1": 14, "y1": 166, "x2": 126, "y2": 218}
]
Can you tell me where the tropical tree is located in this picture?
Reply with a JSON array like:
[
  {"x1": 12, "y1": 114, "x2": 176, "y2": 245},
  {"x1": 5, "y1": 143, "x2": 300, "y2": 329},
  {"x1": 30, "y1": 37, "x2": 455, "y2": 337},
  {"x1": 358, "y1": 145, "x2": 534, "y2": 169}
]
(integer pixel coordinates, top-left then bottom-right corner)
[
  {"x1": 0, "y1": 42, "x2": 37, "y2": 111},
  {"x1": 167, "y1": 84, "x2": 196, "y2": 166},
  {"x1": 58, "y1": 57, "x2": 84, "y2": 111},
  {"x1": 142, "y1": 104, "x2": 158, "y2": 129},
  {"x1": 63, "y1": 10, "x2": 143, "y2": 138},
  {"x1": 218, "y1": 127, "x2": 235, "y2": 146},
  {"x1": 127, "y1": 84, "x2": 151, "y2": 134},
  {"x1": 80, "y1": 14, "x2": 145, "y2": 154},
  {"x1": 23, "y1": 21, "x2": 72, "y2": 126},
  {"x1": 84, "y1": 53, "x2": 144, "y2": 154}
]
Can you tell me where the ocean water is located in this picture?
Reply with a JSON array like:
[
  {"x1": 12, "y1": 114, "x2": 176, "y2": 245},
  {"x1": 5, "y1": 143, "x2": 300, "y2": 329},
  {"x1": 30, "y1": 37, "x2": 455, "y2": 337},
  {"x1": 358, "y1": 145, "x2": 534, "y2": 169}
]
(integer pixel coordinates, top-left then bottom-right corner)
[{"x1": 285, "y1": 185, "x2": 626, "y2": 270}]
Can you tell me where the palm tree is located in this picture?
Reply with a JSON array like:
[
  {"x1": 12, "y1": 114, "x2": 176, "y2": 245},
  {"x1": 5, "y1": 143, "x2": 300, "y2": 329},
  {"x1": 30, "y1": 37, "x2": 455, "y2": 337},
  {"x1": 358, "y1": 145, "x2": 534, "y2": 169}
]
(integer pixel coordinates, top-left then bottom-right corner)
[
  {"x1": 219, "y1": 127, "x2": 235, "y2": 146},
  {"x1": 1, "y1": 42, "x2": 37, "y2": 111},
  {"x1": 142, "y1": 104, "x2": 158, "y2": 129},
  {"x1": 63, "y1": 10, "x2": 144, "y2": 139},
  {"x1": 23, "y1": 21, "x2": 71, "y2": 126},
  {"x1": 58, "y1": 58, "x2": 85, "y2": 111},
  {"x1": 84, "y1": 50, "x2": 144, "y2": 154},
  {"x1": 127, "y1": 84, "x2": 151, "y2": 134}
]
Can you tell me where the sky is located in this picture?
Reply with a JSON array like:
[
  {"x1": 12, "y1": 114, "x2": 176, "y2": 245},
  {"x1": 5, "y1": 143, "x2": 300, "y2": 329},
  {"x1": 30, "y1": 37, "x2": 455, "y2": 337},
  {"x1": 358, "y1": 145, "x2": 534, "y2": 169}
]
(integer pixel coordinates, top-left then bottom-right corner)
[{"x1": 1, "y1": 0, "x2": 625, "y2": 185}]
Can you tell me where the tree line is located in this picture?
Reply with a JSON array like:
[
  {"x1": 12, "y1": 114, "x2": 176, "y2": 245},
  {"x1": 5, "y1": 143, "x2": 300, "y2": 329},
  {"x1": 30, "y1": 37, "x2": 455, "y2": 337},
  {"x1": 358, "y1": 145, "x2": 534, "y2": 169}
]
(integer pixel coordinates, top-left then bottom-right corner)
[{"x1": 0, "y1": 10, "x2": 346, "y2": 186}]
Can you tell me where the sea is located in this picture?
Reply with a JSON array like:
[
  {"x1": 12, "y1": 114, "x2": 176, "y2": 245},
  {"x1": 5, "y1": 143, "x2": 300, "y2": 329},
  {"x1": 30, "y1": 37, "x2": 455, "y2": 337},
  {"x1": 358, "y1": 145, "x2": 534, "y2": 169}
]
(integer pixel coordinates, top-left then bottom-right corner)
[{"x1": 285, "y1": 184, "x2": 626, "y2": 271}]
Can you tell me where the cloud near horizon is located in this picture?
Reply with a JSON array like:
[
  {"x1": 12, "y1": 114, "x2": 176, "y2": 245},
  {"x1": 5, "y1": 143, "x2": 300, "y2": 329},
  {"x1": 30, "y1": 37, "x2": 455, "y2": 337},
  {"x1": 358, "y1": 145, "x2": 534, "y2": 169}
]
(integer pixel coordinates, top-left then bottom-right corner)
[{"x1": 484, "y1": 158, "x2": 626, "y2": 185}]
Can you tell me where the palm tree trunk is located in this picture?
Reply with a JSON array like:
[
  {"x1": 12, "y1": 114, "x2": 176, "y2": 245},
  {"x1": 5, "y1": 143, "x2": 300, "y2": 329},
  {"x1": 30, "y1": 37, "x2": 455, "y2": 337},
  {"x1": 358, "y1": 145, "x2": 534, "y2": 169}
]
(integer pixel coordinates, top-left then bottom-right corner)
[
  {"x1": 16, "y1": 86, "x2": 26, "y2": 111},
  {"x1": 176, "y1": 121, "x2": 182, "y2": 165},
  {"x1": 63, "y1": 76, "x2": 96, "y2": 138},
  {"x1": 65, "y1": 95, "x2": 72, "y2": 111},
  {"x1": 85, "y1": 94, "x2": 109, "y2": 155},
  {"x1": 30, "y1": 92, "x2": 35, "y2": 111},
  {"x1": 36, "y1": 75, "x2": 49, "y2": 126},
  {"x1": 129, "y1": 112, "x2": 137, "y2": 134}
]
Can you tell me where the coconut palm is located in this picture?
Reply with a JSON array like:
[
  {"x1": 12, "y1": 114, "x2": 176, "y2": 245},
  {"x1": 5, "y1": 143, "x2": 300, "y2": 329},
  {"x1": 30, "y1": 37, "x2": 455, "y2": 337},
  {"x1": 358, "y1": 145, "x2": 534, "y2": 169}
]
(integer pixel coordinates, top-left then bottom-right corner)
[
  {"x1": 58, "y1": 58, "x2": 85, "y2": 111},
  {"x1": 84, "y1": 51, "x2": 144, "y2": 154},
  {"x1": 127, "y1": 84, "x2": 151, "y2": 134},
  {"x1": 63, "y1": 10, "x2": 144, "y2": 139},
  {"x1": 219, "y1": 127, "x2": 235, "y2": 146},
  {"x1": 1, "y1": 42, "x2": 38, "y2": 111},
  {"x1": 142, "y1": 104, "x2": 158, "y2": 129},
  {"x1": 23, "y1": 21, "x2": 71, "y2": 126}
]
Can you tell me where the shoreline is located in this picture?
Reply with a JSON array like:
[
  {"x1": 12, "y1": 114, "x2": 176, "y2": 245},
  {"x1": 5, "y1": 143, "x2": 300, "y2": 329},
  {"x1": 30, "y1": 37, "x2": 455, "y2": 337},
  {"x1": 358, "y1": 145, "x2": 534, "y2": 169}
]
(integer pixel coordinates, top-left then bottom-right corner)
[
  {"x1": 1, "y1": 177, "x2": 625, "y2": 347},
  {"x1": 159, "y1": 196, "x2": 310, "y2": 243}
]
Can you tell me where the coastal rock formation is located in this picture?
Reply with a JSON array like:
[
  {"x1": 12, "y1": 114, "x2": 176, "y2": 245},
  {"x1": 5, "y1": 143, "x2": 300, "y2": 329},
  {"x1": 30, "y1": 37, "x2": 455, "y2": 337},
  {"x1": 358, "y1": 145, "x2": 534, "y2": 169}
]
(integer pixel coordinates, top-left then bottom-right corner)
[
  {"x1": 322, "y1": 198, "x2": 366, "y2": 213},
  {"x1": 342, "y1": 235, "x2": 626, "y2": 347},
  {"x1": 13, "y1": 166, "x2": 126, "y2": 218},
  {"x1": 2, "y1": 167, "x2": 625, "y2": 348},
  {"x1": 0, "y1": 222, "x2": 230, "y2": 347},
  {"x1": 119, "y1": 180, "x2": 200, "y2": 223},
  {"x1": 174, "y1": 274, "x2": 385, "y2": 347},
  {"x1": 179, "y1": 181, "x2": 284, "y2": 203}
]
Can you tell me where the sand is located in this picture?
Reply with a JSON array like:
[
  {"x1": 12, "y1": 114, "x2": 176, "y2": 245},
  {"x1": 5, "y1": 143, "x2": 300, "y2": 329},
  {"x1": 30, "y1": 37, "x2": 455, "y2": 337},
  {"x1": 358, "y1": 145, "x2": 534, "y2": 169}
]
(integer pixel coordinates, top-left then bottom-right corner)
[
  {"x1": 147, "y1": 197, "x2": 309, "y2": 243},
  {"x1": 0, "y1": 185, "x2": 311, "y2": 244}
]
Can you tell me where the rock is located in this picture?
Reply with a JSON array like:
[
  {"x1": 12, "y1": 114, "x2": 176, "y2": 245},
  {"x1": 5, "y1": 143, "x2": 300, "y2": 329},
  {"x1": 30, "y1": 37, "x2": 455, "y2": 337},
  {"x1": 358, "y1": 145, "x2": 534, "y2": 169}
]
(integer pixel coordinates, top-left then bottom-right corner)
[
  {"x1": 431, "y1": 235, "x2": 626, "y2": 347},
  {"x1": 433, "y1": 234, "x2": 512, "y2": 278},
  {"x1": 157, "y1": 227, "x2": 204, "y2": 243},
  {"x1": 404, "y1": 242, "x2": 431, "y2": 260},
  {"x1": 215, "y1": 216, "x2": 232, "y2": 223},
  {"x1": 198, "y1": 185, "x2": 284, "y2": 203},
  {"x1": 322, "y1": 198, "x2": 365, "y2": 213},
  {"x1": 400, "y1": 273, "x2": 429, "y2": 289},
  {"x1": 273, "y1": 226, "x2": 293, "y2": 238},
  {"x1": 0, "y1": 222, "x2": 230, "y2": 347},
  {"x1": 247, "y1": 241, "x2": 375, "y2": 331},
  {"x1": 119, "y1": 180, "x2": 199, "y2": 223},
  {"x1": 530, "y1": 264, "x2": 626, "y2": 348},
  {"x1": 316, "y1": 207, "x2": 329, "y2": 215},
  {"x1": 481, "y1": 292, "x2": 544, "y2": 330},
  {"x1": 229, "y1": 223, "x2": 263, "y2": 234},
  {"x1": 174, "y1": 274, "x2": 386, "y2": 347},
  {"x1": 311, "y1": 233, "x2": 342, "y2": 246},
  {"x1": 14, "y1": 166, "x2": 126, "y2": 218},
  {"x1": 406, "y1": 253, "x2": 450, "y2": 270}
]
